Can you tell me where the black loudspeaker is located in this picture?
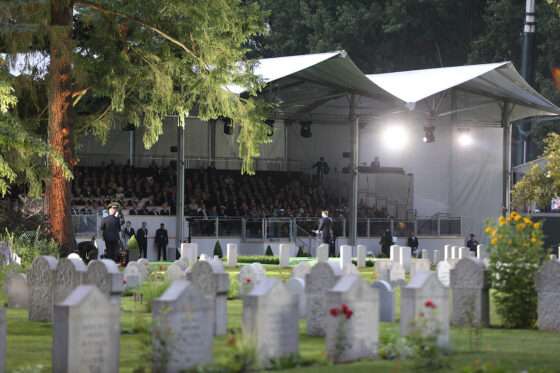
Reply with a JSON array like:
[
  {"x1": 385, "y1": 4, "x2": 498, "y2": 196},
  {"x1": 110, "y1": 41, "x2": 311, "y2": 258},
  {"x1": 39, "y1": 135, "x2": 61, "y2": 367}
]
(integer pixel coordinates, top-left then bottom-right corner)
[
  {"x1": 300, "y1": 121, "x2": 312, "y2": 138},
  {"x1": 221, "y1": 117, "x2": 233, "y2": 135}
]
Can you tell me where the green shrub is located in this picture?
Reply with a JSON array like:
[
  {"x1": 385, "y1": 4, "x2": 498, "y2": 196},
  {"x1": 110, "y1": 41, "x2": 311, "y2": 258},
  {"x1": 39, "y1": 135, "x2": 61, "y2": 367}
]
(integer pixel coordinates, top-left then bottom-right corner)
[
  {"x1": 351, "y1": 259, "x2": 375, "y2": 267},
  {"x1": 213, "y1": 240, "x2": 223, "y2": 258},
  {"x1": 127, "y1": 235, "x2": 139, "y2": 252},
  {"x1": 237, "y1": 256, "x2": 279, "y2": 265},
  {"x1": 265, "y1": 245, "x2": 274, "y2": 256},
  {"x1": 485, "y1": 212, "x2": 545, "y2": 328},
  {"x1": 1, "y1": 228, "x2": 59, "y2": 270}
]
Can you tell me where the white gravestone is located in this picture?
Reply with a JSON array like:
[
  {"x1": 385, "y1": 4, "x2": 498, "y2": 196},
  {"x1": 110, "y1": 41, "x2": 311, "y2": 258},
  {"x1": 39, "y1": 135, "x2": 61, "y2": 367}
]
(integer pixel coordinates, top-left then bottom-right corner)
[
  {"x1": 306, "y1": 262, "x2": 342, "y2": 336},
  {"x1": 410, "y1": 259, "x2": 431, "y2": 280},
  {"x1": 5, "y1": 272, "x2": 30, "y2": 309},
  {"x1": 137, "y1": 258, "x2": 150, "y2": 269},
  {"x1": 374, "y1": 260, "x2": 391, "y2": 282},
  {"x1": 67, "y1": 253, "x2": 81, "y2": 260},
  {"x1": 443, "y1": 245, "x2": 452, "y2": 261},
  {"x1": 390, "y1": 263, "x2": 406, "y2": 286},
  {"x1": 123, "y1": 265, "x2": 141, "y2": 289},
  {"x1": 451, "y1": 246, "x2": 458, "y2": 260},
  {"x1": 437, "y1": 261, "x2": 451, "y2": 287},
  {"x1": 316, "y1": 243, "x2": 329, "y2": 263},
  {"x1": 186, "y1": 260, "x2": 230, "y2": 336},
  {"x1": 400, "y1": 272, "x2": 450, "y2": 348},
  {"x1": 243, "y1": 278, "x2": 299, "y2": 366},
  {"x1": 477, "y1": 244, "x2": 488, "y2": 261},
  {"x1": 152, "y1": 280, "x2": 213, "y2": 372},
  {"x1": 279, "y1": 243, "x2": 291, "y2": 267},
  {"x1": 390, "y1": 245, "x2": 400, "y2": 263},
  {"x1": 126, "y1": 261, "x2": 149, "y2": 282},
  {"x1": 238, "y1": 263, "x2": 267, "y2": 297},
  {"x1": 457, "y1": 247, "x2": 469, "y2": 259},
  {"x1": 326, "y1": 275, "x2": 379, "y2": 362},
  {"x1": 356, "y1": 245, "x2": 367, "y2": 268},
  {"x1": 85, "y1": 259, "x2": 123, "y2": 304},
  {"x1": 52, "y1": 285, "x2": 120, "y2": 373},
  {"x1": 340, "y1": 245, "x2": 353, "y2": 271},
  {"x1": 287, "y1": 277, "x2": 306, "y2": 319},
  {"x1": 450, "y1": 258, "x2": 490, "y2": 327},
  {"x1": 535, "y1": 260, "x2": 560, "y2": 331},
  {"x1": 55, "y1": 258, "x2": 87, "y2": 305},
  {"x1": 372, "y1": 280, "x2": 394, "y2": 322},
  {"x1": 166, "y1": 260, "x2": 188, "y2": 282},
  {"x1": 421, "y1": 249, "x2": 429, "y2": 260},
  {"x1": 399, "y1": 246, "x2": 412, "y2": 272},
  {"x1": 28, "y1": 255, "x2": 58, "y2": 321},
  {"x1": 432, "y1": 249, "x2": 440, "y2": 264},
  {"x1": 180, "y1": 243, "x2": 198, "y2": 265},
  {"x1": 291, "y1": 262, "x2": 311, "y2": 280},
  {"x1": 226, "y1": 243, "x2": 238, "y2": 267}
]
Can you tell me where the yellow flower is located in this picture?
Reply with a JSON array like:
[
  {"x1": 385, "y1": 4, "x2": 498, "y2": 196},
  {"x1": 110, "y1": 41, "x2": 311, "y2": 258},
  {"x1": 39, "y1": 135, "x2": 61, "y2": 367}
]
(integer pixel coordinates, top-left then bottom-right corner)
[
  {"x1": 534, "y1": 222, "x2": 542, "y2": 230},
  {"x1": 484, "y1": 226, "x2": 494, "y2": 235},
  {"x1": 523, "y1": 217, "x2": 532, "y2": 225},
  {"x1": 510, "y1": 211, "x2": 519, "y2": 219},
  {"x1": 516, "y1": 223, "x2": 525, "y2": 231},
  {"x1": 508, "y1": 240, "x2": 512, "y2": 245},
  {"x1": 530, "y1": 237, "x2": 538, "y2": 244},
  {"x1": 498, "y1": 216, "x2": 506, "y2": 225},
  {"x1": 491, "y1": 238, "x2": 498, "y2": 246}
]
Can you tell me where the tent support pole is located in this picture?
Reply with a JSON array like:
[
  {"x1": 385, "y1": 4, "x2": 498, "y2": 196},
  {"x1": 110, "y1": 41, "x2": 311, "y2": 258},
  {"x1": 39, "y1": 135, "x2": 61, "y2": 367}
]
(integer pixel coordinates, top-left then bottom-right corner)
[
  {"x1": 349, "y1": 95, "x2": 359, "y2": 246},
  {"x1": 502, "y1": 102, "x2": 512, "y2": 215},
  {"x1": 176, "y1": 118, "x2": 186, "y2": 256}
]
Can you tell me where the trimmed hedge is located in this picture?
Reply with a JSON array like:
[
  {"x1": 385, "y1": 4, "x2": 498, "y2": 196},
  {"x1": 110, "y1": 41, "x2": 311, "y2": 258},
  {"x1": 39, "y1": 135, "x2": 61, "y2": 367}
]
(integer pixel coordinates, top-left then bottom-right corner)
[{"x1": 237, "y1": 255, "x2": 279, "y2": 265}]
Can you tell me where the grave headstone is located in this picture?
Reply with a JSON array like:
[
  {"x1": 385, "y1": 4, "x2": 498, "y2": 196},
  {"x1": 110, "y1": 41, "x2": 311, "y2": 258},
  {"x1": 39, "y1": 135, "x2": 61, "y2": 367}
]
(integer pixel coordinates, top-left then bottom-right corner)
[
  {"x1": 399, "y1": 246, "x2": 412, "y2": 272},
  {"x1": 291, "y1": 262, "x2": 311, "y2": 280},
  {"x1": 437, "y1": 260, "x2": 451, "y2": 287},
  {"x1": 126, "y1": 261, "x2": 149, "y2": 282},
  {"x1": 286, "y1": 277, "x2": 306, "y2": 319},
  {"x1": 410, "y1": 259, "x2": 431, "y2": 279},
  {"x1": 199, "y1": 254, "x2": 209, "y2": 261},
  {"x1": 306, "y1": 262, "x2": 342, "y2": 336},
  {"x1": 28, "y1": 255, "x2": 58, "y2": 321},
  {"x1": 340, "y1": 245, "x2": 353, "y2": 271},
  {"x1": 180, "y1": 243, "x2": 198, "y2": 265},
  {"x1": 123, "y1": 265, "x2": 141, "y2": 289},
  {"x1": 316, "y1": 243, "x2": 329, "y2": 263},
  {"x1": 477, "y1": 244, "x2": 488, "y2": 261},
  {"x1": 444, "y1": 245, "x2": 451, "y2": 261},
  {"x1": 243, "y1": 278, "x2": 299, "y2": 365},
  {"x1": 372, "y1": 280, "x2": 394, "y2": 322},
  {"x1": 238, "y1": 263, "x2": 267, "y2": 297},
  {"x1": 450, "y1": 258, "x2": 490, "y2": 327},
  {"x1": 342, "y1": 263, "x2": 360, "y2": 275},
  {"x1": 326, "y1": 275, "x2": 379, "y2": 362},
  {"x1": 356, "y1": 245, "x2": 367, "y2": 268},
  {"x1": 400, "y1": 272, "x2": 450, "y2": 347},
  {"x1": 137, "y1": 258, "x2": 150, "y2": 269},
  {"x1": 279, "y1": 243, "x2": 290, "y2": 267},
  {"x1": 374, "y1": 260, "x2": 391, "y2": 282},
  {"x1": 166, "y1": 260, "x2": 188, "y2": 282},
  {"x1": 67, "y1": 253, "x2": 82, "y2": 261},
  {"x1": 390, "y1": 245, "x2": 400, "y2": 263},
  {"x1": 451, "y1": 246, "x2": 458, "y2": 260},
  {"x1": 5, "y1": 272, "x2": 29, "y2": 309},
  {"x1": 54, "y1": 257, "x2": 87, "y2": 305},
  {"x1": 85, "y1": 259, "x2": 123, "y2": 304},
  {"x1": 52, "y1": 285, "x2": 120, "y2": 373},
  {"x1": 421, "y1": 249, "x2": 429, "y2": 260},
  {"x1": 0, "y1": 308, "x2": 5, "y2": 373},
  {"x1": 432, "y1": 249, "x2": 440, "y2": 264},
  {"x1": 457, "y1": 247, "x2": 469, "y2": 259},
  {"x1": 152, "y1": 280, "x2": 213, "y2": 372},
  {"x1": 535, "y1": 260, "x2": 560, "y2": 331},
  {"x1": 186, "y1": 260, "x2": 230, "y2": 336},
  {"x1": 390, "y1": 263, "x2": 406, "y2": 286},
  {"x1": 226, "y1": 243, "x2": 238, "y2": 267}
]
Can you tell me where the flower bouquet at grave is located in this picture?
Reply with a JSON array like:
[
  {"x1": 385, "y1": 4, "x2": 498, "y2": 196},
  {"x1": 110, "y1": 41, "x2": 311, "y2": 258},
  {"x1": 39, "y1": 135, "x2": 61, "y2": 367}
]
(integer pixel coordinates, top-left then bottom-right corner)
[
  {"x1": 484, "y1": 212, "x2": 544, "y2": 328},
  {"x1": 328, "y1": 303, "x2": 354, "y2": 362}
]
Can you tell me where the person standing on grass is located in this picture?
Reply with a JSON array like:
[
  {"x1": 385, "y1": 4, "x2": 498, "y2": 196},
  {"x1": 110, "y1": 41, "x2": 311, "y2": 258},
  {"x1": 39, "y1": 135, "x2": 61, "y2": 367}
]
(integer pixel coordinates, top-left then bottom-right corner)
[
  {"x1": 136, "y1": 222, "x2": 149, "y2": 259},
  {"x1": 100, "y1": 202, "x2": 123, "y2": 262},
  {"x1": 155, "y1": 223, "x2": 169, "y2": 261}
]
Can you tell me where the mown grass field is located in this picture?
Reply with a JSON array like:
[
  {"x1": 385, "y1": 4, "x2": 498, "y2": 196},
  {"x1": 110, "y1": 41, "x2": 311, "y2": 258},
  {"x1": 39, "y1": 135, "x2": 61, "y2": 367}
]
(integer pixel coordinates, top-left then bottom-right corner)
[{"x1": 5, "y1": 262, "x2": 560, "y2": 372}]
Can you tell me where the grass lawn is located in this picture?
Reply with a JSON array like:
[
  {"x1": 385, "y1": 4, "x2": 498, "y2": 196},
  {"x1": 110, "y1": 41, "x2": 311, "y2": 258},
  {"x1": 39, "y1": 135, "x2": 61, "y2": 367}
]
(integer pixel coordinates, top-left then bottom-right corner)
[{"x1": 5, "y1": 263, "x2": 560, "y2": 372}]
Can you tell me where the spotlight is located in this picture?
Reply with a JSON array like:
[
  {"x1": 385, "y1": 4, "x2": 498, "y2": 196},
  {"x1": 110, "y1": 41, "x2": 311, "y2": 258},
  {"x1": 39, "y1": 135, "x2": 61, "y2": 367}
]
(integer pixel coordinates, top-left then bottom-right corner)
[
  {"x1": 423, "y1": 126, "x2": 435, "y2": 143},
  {"x1": 457, "y1": 128, "x2": 473, "y2": 147},
  {"x1": 300, "y1": 120, "x2": 312, "y2": 138},
  {"x1": 382, "y1": 125, "x2": 408, "y2": 150},
  {"x1": 265, "y1": 119, "x2": 275, "y2": 137},
  {"x1": 220, "y1": 116, "x2": 233, "y2": 135}
]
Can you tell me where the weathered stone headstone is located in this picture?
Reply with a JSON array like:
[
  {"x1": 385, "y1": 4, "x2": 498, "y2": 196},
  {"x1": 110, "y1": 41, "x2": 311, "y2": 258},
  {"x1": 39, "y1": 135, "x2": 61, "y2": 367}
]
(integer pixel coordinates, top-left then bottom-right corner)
[
  {"x1": 356, "y1": 245, "x2": 366, "y2": 268},
  {"x1": 410, "y1": 259, "x2": 431, "y2": 279},
  {"x1": 166, "y1": 260, "x2": 188, "y2": 282},
  {"x1": 123, "y1": 265, "x2": 141, "y2": 289},
  {"x1": 243, "y1": 278, "x2": 299, "y2": 365},
  {"x1": 390, "y1": 263, "x2": 406, "y2": 286},
  {"x1": 238, "y1": 263, "x2": 267, "y2": 296},
  {"x1": 226, "y1": 243, "x2": 238, "y2": 267},
  {"x1": 316, "y1": 243, "x2": 329, "y2": 263},
  {"x1": 432, "y1": 249, "x2": 440, "y2": 264},
  {"x1": 180, "y1": 243, "x2": 198, "y2": 265},
  {"x1": 421, "y1": 249, "x2": 429, "y2": 260},
  {"x1": 137, "y1": 258, "x2": 150, "y2": 269},
  {"x1": 287, "y1": 277, "x2": 306, "y2": 319},
  {"x1": 399, "y1": 246, "x2": 412, "y2": 272},
  {"x1": 444, "y1": 245, "x2": 452, "y2": 261},
  {"x1": 186, "y1": 260, "x2": 230, "y2": 336},
  {"x1": 372, "y1": 280, "x2": 394, "y2": 322},
  {"x1": 152, "y1": 280, "x2": 212, "y2": 372},
  {"x1": 535, "y1": 260, "x2": 560, "y2": 331},
  {"x1": 450, "y1": 258, "x2": 489, "y2": 327},
  {"x1": 400, "y1": 272, "x2": 450, "y2": 347},
  {"x1": 199, "y1": 253, "x2": 209, "y2": 261},
  {"x1": 5, "y1": 272, "x2": 29, "y2": 309},
  {"x1": 28, "y1": 255, "x2": 58, "y2": 321},
  {"x1": 291, "y1": 262, "x2": 311, "y2": 280},
  {"x1": 52, "y1": 285, "x2": 120, "y2": 373},
  {"x1": 279, "y1": 243, "x2": 290, "y2": 267},
  {"x1": 306, "y1": 262, "x2": 342, "y2": 336},
  {"x1": 67, "y1": 253, "x2": 82, "y2": 261},
  {"x1": 126, "y1": 261, "x2": 149, "y2": 282},
  {"x1": 55, "y1": 258, "x2": 87, "y2": 305},
  {"x1": 326, "y1": 275, "x2": 379, "y2": 362},
  {"x1": 0, "y1": 308, "x2": 5, "y2": 373},
  {"x1": 340, "y1": 245, "x2": 353, "y2": 271},
  {"x1": 437, "y1": 260, "x2": 451, "y2": 287},
  {"x1": 390, "y1": 245, "x2": 400, "y2": 262},
  {"x1": 457, "y1": 247, "x2": 469, "y2": 259},
  {"x1": 451, "y1": 246, "x2": 458, "y2": 260},
  {"x1": 374, "y1": 260, "x2": 391, "y2": 282},
  {"x1": 85, "y1": 259, "x2": 123, "y2": 304}
]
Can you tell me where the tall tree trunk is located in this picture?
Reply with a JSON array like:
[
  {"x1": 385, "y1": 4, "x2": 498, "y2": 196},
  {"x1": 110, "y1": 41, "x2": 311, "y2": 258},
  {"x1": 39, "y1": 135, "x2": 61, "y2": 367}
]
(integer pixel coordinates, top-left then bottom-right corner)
[{"x1": 47, "y1": 0, "x2": 75, "y2": 254}]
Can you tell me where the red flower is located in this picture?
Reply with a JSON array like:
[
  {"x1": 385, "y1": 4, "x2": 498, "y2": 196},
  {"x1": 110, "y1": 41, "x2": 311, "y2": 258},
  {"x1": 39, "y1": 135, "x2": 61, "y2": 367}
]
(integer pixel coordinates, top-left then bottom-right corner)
[
  {"x1": 424, "y1": 299, "x2": 437, "y2": 309},
  {"x1": 244, "y1": 277, "x2": 252, "y2": 284},
  {"x1": 344, "y1": 309, "x2": 353, "y2": 320},
  {"x1": 341, "y1": 304, "x2": 350, "y2": 313},
  {"x1": 329, "y1": 307, "x2": 340, "y2": 317}
]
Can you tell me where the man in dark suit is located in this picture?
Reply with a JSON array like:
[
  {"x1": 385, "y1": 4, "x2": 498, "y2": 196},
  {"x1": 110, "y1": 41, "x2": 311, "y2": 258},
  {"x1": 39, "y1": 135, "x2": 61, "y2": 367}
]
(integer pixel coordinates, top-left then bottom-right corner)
[
  {"x1": 316, "y1": 210, "x2": 335, "y2": 256},
  {"x1": 100, "y1": 202, "x2": 123, "y2": 262},
  {"x1": 155, "y1": 223, "x2": 169, "y2": 261},
  {"x1": 466, "y1": 233, "x2": 479, "y2": 254},
  {"x1": 407, "y1": 232, "x2": 419, "y2": 257},
  {"x1": 136, "y1": 222, "x2": 149, "y2": 259}
]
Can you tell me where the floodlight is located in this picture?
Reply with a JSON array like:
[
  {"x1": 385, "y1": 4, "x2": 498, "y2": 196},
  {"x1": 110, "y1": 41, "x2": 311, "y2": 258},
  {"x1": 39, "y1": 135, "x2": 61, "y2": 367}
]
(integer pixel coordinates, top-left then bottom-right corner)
[
  {"x1": 382, "y1": 125, "x2": 408, "y2": 150},
  {"x1": 422, "y1": 126, "x2": 435, "y2": 143},
  {"x1": 457, "y1": 129, "x2": 473, "y2": 147}
]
